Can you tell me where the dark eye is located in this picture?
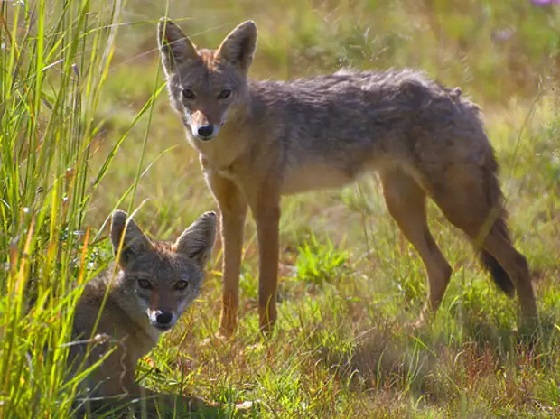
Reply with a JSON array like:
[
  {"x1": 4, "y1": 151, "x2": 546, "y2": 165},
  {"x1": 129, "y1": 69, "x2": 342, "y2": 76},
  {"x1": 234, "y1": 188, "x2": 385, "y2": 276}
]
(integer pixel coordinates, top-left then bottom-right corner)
[
  {"x1": 217, "y1": 89, "x2": 231, "y2": 99},
  {"x1": 182, "y1": 88, "x2": 195, "y2": 99},
  {"x1": 174, "y1": 280, "x2": 189, "y2": 291},
  {"x1": 137, "y1": 279, "x2": 153, "y2": 290}
]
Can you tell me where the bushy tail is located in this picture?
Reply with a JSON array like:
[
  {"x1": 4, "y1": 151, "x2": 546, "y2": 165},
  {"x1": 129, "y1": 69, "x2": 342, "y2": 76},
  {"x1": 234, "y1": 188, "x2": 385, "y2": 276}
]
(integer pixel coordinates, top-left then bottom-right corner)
[
  {"x1": 479, "y1": 152, "x2": 515, "y2": 297},
  {"x1": 480, "y1": 248, "x2": 515, "y2": 296}
]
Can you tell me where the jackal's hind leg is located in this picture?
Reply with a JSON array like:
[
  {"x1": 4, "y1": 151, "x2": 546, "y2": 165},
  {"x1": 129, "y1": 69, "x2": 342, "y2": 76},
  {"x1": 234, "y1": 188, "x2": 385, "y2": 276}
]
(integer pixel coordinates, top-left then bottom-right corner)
[
  {"x1": 481, "y1": 227, "x2": 537, "y2": 330},
  {"x1": 430, "y1": 163, "x2": 537, "y2": 330},
  {"x1": 380, "y1": 169, "x2": 453, "y2": 316}
]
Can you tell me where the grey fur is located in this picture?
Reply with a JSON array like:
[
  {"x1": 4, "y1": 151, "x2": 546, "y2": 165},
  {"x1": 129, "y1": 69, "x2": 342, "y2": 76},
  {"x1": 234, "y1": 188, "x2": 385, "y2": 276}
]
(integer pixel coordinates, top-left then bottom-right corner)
[
  {"x1": 175, "y1": 210, "x2": 217, "y2": 264},
  {"x1": 70, "y1": 210, "x2": 216, "y2": 405}
]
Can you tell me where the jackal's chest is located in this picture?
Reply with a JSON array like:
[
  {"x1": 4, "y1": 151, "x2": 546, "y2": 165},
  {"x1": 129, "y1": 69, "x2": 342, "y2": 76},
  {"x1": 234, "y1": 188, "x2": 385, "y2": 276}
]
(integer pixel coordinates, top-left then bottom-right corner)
[
  {"x1": 200, "y1": 153, "x2": 238, "y2": 184},
  {"x1": 198, "y1": 149, "x2": 249, "y2": 185}
]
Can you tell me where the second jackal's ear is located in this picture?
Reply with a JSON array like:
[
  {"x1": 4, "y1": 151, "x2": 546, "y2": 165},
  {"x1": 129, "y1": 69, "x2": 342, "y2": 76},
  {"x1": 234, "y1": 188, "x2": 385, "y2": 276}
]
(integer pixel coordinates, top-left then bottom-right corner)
[
  {"x1": 157, "y1": 19, "x2": 199, "y2": 73},
  {"x1": 111, "y1": 210, "x2": 150, "y2": 266},
  {"x1": 216, "y1": 20, "x2": 257, "y2": 72},
  {"x1": 175, "y1": 211, "x2": 217, "y2": 266}
]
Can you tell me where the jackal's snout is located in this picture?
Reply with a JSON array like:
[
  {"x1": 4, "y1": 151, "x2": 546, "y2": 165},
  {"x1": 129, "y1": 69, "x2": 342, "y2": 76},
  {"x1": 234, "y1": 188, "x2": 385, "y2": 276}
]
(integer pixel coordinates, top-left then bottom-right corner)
[
  {"x1": 197, "y1": 124, "x2": 216, "y2": 140},
  {"x1": 148, "y1": 308, "x2": 176, "y2": 331},
  {"x1": 188, "y1": 110, "x2": 220, "y2": 140}
]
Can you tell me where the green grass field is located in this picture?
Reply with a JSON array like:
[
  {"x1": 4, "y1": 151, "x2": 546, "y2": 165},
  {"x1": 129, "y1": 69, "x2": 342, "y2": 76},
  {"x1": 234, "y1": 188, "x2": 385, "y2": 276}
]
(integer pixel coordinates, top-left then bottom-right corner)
[{"x1": 1, "y1": 0, "x2": 559, "y2": 417}]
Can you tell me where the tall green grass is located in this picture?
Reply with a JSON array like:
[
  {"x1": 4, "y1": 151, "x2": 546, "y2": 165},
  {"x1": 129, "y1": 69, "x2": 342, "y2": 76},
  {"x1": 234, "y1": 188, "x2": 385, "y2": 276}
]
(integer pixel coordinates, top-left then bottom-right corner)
[{"x1": 0, "y1": 1, "x2": 158, "y2": 415}]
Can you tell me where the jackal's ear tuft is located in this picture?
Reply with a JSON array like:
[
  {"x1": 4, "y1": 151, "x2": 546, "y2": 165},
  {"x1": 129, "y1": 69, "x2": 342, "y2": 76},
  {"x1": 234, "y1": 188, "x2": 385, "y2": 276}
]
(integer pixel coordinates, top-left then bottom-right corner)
[
  {"x1": 111, "y1": 210, "x2": 150, "y2": 266},
  {"x1": 175, "y1": 211, "x2": 217, "y2": 265},
  {"x1": 216, "y1": 20, "x2": 257, "y2": 72},
  {"x1": 157, "y1": 18, "x2": 199, "y2": 73}
]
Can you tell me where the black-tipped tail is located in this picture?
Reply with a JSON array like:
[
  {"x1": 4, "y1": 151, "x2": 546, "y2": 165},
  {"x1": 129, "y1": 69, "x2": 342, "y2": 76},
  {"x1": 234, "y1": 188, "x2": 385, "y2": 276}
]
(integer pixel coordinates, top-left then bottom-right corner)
[{"x1": 480, "y1": 250, "x2": 515, "y2": 296}]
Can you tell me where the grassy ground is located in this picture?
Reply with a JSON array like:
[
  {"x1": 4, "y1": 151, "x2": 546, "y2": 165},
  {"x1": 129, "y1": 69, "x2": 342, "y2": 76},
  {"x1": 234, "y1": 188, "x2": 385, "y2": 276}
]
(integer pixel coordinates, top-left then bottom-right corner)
[{"x1": 1, "y1": 0, "x2": 559, "y2": 417}]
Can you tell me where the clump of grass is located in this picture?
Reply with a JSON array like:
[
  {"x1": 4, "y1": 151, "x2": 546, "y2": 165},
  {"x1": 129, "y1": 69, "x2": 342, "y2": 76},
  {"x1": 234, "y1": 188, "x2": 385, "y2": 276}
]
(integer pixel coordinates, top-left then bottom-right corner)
[{"x1": 295, "y1": 235, "x2": 349, "y2": 285}]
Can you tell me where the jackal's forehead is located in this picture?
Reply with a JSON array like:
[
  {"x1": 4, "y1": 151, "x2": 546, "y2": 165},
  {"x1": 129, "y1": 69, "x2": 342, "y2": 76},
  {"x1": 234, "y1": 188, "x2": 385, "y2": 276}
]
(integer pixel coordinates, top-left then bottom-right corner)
[
  {"x1": 174, "y1": 52, "x2": 244, "y2": 91},
  {"x1": 123, "y1": 250, "x2": 202, "y2": 283}
]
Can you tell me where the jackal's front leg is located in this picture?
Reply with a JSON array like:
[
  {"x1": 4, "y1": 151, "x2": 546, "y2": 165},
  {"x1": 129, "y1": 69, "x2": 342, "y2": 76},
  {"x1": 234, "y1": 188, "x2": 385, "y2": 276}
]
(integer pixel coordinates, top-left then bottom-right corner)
[
  {"x1": 206, "y1": 171, "x2": 247, "y2": 337},
  {"x1": 253, "y1": 186, "x2": 280, "y2": 334}
]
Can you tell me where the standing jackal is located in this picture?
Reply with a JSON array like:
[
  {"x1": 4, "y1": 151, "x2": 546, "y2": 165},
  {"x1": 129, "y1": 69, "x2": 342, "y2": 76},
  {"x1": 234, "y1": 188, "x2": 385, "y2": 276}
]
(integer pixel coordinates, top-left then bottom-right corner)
[
  {"x1": 157, "y1": 19, "x2": 537, "y2": 336},
  {"x1": 70, "y1": 210, "x2": 216, "y2": 409}
]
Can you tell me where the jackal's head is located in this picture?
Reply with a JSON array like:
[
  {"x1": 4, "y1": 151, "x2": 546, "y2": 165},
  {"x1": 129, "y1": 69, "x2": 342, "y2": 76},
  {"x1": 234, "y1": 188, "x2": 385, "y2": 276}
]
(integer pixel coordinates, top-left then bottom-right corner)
[
  {"x1": 157, "y1": 18, "x2": 257, "y2": 141},
  {"x1": 111, "y1": 210, "x2": 216, "y2": 332}
]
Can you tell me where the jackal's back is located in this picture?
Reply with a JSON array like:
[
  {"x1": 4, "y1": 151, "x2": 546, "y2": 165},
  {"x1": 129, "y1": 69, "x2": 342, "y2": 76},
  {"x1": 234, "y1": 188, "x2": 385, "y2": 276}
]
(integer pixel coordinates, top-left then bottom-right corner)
[
  {"x1": 249, "y1": 69, "x2": 488, "y2": 193},
  {"x1": 251, "y1": 69, "x2": 481, "y2": 144}
]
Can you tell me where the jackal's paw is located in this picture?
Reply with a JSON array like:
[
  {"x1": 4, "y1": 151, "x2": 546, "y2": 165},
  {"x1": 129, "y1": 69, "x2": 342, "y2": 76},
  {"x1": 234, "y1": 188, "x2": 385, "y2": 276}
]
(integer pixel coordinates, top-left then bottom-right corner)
[
  {"x1": 218, "y1": 318, "x2": 237, "y2": 339},
  {"x1": 517, "y1": 315, "x2": 539, "y2": 345},
  {"x1": 409, "y1": 316, "x2": 427, "y2": 331},
  {"x1": 200, "y1": 333, "x2": 230, "y2": 348},
  {"x1": 406, "y1": 308, "x2": 433, "y2": 331},
  {"x1": 214, "y1": 330, "x2": 235, "y2": 342},
  {"x1": 218, "y1": 327, "x2": 236, "y2": 339},
  {"x1": 258, "y1": 319, "x2": 276, "y2": 338}
]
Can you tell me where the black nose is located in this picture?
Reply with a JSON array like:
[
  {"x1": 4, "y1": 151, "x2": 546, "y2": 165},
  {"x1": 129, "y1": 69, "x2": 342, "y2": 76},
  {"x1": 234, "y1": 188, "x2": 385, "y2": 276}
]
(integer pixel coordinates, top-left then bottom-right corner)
[
  {"x1": 197, "y1": 125, "x2": 214, "y2": 138},
  {"x1": 155, "y1": 311, "x2": 173, "y2": 324}
]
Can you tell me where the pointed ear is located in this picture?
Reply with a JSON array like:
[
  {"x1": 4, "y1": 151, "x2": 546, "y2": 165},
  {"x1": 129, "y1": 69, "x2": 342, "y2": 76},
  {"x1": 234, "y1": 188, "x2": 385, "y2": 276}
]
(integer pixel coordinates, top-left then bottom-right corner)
[
  {"x1": 175, "y1": 211, "x2": 217, "y2": 265},
  {"x1": 216, "y1": 20, "x2": 257, "y2": 72},
  {"x1": 157, "y1": 18, "x2": 199, "y2": 74},
  {"x1": 111, "y1": 210, "x2": 150, "y2": 266}
]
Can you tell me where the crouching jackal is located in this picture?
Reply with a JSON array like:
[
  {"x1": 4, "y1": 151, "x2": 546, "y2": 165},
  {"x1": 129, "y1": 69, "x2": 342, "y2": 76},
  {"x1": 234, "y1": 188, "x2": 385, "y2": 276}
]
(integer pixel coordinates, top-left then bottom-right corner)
[
  {"x1": 70, "y1": 210, "x2": 216, "y2": 411},
  {"x1": 157, "y1": 19, "x2": 537, "y2": 336}
]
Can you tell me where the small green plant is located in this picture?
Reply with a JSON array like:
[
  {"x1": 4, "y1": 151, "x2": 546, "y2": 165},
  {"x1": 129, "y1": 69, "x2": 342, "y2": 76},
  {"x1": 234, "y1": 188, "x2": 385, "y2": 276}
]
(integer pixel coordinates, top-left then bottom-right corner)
[
  {"x1": 239, "y1": 264, "x2": 258, "y2": 300},
  {"x1": 295, "y1": 236, "x2": 349, "y2": 285}
]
